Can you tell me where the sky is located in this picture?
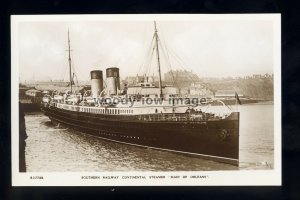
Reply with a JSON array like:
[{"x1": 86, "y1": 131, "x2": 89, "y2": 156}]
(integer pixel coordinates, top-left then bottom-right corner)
[{"x1": 16, "y1": 16, "x2": 275, "y2": 82}]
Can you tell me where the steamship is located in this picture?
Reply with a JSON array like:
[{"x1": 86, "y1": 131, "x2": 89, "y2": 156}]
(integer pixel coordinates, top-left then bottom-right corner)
[{"x1": 41, "y1": 22, "x2": 239, "y2": 165}]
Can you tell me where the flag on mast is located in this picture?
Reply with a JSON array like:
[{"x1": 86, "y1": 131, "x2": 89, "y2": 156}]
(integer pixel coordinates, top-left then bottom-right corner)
[{"x1": 235, "y1": 92, "x2": 242, "y2": 105}]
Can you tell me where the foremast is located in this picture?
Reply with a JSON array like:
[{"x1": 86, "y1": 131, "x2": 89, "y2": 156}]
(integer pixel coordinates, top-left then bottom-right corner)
[
  {"x1": 154, "y1": 21, "x2": 163, "y2": 98},
  {"x1": 67, "y1": 29, "x2": 73, "y2": 93}
]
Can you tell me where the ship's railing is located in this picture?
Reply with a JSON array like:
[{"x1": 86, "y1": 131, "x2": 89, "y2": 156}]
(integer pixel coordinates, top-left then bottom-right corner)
[
  {"x1": 134, "y1": 112, "x2": 227, "y2": 122},
  {"x1": 51, "y1": 102, "x2": 229, "y2": 122}
]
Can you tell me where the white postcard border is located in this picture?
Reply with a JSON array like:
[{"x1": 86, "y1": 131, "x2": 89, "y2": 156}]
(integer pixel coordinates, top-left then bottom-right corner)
[{"x1": 11, "y1": 14, "x2": 281, "y2": 186}]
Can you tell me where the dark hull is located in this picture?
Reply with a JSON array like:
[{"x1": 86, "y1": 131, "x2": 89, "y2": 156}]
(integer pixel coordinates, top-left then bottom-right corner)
[
  {"x1": 20, "y1": 97, "x2": 43, "y2": 113},
  {"x1": 41, "y1": 106, "x2": 239, "y2": 165},
  {"x1": 20, "y1": 102, "x2": 41, "y2": 113}
]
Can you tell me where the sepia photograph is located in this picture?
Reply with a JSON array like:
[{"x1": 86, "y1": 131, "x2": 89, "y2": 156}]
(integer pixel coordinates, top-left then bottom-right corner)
[{"x1": 11, "y1": 14, "x2": 281, "y2": 186}]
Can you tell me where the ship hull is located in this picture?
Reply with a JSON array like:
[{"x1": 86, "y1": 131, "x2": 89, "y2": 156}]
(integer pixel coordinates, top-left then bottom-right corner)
[{"x1": 41, "y1": 106, "x2": 239, "y2": 166}]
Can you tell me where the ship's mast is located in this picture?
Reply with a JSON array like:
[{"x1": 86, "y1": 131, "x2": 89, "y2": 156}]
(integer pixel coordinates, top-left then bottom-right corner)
[
  {"x1": 67, "y1": 29, "x2": 72, "y2": 93},
  {"x1": 154, "y1": 21, "x2": 163, "y2": 98}
]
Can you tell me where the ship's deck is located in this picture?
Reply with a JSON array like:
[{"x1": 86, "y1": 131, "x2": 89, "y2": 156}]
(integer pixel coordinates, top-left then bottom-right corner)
[{"x1": 48, "y1": 102, "x2": 235, "y2": 122}]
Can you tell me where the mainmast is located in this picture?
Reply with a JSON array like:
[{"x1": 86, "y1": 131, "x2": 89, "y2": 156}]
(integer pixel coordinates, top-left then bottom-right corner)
[
  {"x1": 67, "y1": 29, "x2": 72, "y2": 93},
  {"x1": 154, "y1": 21, "x2": 163, "y2": 98}
]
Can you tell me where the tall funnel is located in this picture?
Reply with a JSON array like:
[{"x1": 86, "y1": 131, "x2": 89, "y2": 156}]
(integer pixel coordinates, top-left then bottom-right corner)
[
  {"x1": 106, "y1": 67, "x2": 120, "y2": 95},
  {"x1": 90, "y1": 70, "x2": 103, "y2": 98}
]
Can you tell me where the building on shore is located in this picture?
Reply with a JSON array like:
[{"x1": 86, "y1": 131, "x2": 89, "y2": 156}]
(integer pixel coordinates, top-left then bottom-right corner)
[
  {"x1": 164, "y1": 70, "x2": 200, "y2": 86},
  {"x1": 126, "y1": 82, "x2": 178, "y2": 98},
  {"x1": 124, "y1": 75, "x2": 159, "y2": 86},
  {"x1": 189, "y1": 82, "x2": 214, "y2": 97}
]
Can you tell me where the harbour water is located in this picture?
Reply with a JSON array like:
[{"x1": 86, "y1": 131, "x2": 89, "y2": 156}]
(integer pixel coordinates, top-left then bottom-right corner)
[{"x1": 24, "y1": 103, "x2": 274, "y2": 172}]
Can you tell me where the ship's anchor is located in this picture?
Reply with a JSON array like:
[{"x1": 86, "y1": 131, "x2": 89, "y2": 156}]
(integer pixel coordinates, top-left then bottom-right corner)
[{"x1": 217, "y1": 129, "x2": 230, "y2": 141}]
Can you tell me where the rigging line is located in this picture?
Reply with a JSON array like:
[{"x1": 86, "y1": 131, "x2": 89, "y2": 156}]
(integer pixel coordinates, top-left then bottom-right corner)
[
  {"x1": 138, "y1": 40, "x2": 153, "y2": 78},
  {"x1": 70, "y1": 55, "x2": 78, "y2": 86},
  {"x1": 142, "y1": 37, "x2": 156, "y2": 78},
  {"x1": 145, "y1": 41, "x2": 156, "y2": 77},
  {"x1": 69, "y1": 52, "x2": 81, "y2": 89},
  {"x1": 136, "y1": 34, "x2": 156, "y2": 79},
  {"x1": 156, "y1": 24, "x2": 176, "y2": 84},
  {"x1": 171, "y1": 49, "x2": 212, "y2": 92},
  {"x1": 137, "y1": 22, "x2": 149, "y2": 76},
  {"x1": 140, "y1": 33, "x2": 156, "y2": 77},
  {"x1": 61, "y1": 50, "x2": 70, "y2": 81},
  {"x1": 173, "y1": 52, "x2": 210, "y2": 90},
  {"x1": 73, "y1": 58, "x2": 86, "y2": 88},
  {"x1": 142, "y1": 41, "x2": 155, "y2": 80},
  {"x1": 156, "y1": 42, "x2": 184, "y2": 88},
  {"x1": 158, "y1": 38, "x2": 178, "y2": 87},
  {"x1": 62, "y1": 59, "x2": 70, "y2": 81},
  {"x1": 82, "y1": 73, "x2": 91, "y2": 86},
  {"x1": 56, "y1": 51, "x2": 66, "y2": 81},
  {"x1": 156, "y1": 26, "x2": 197, "y2": 85},
  {"x1": 140, "y1": 47, "x2": 150, "y2": 77},
  {"x1": 157, "y1": 40, "x2": 171, "y2": 77},
  {"x1": 158, "y1": 35, "x2": 179, "y2": 89},
  {"x1": 170, "y1": 48, "x2": 193, "y2": 74},
  {"x1": 168, "y1": 47, "x2": 199, "y2": 84},
  {"x1": 73, "y1": 69, "x2": 79, "y2": 87}
]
